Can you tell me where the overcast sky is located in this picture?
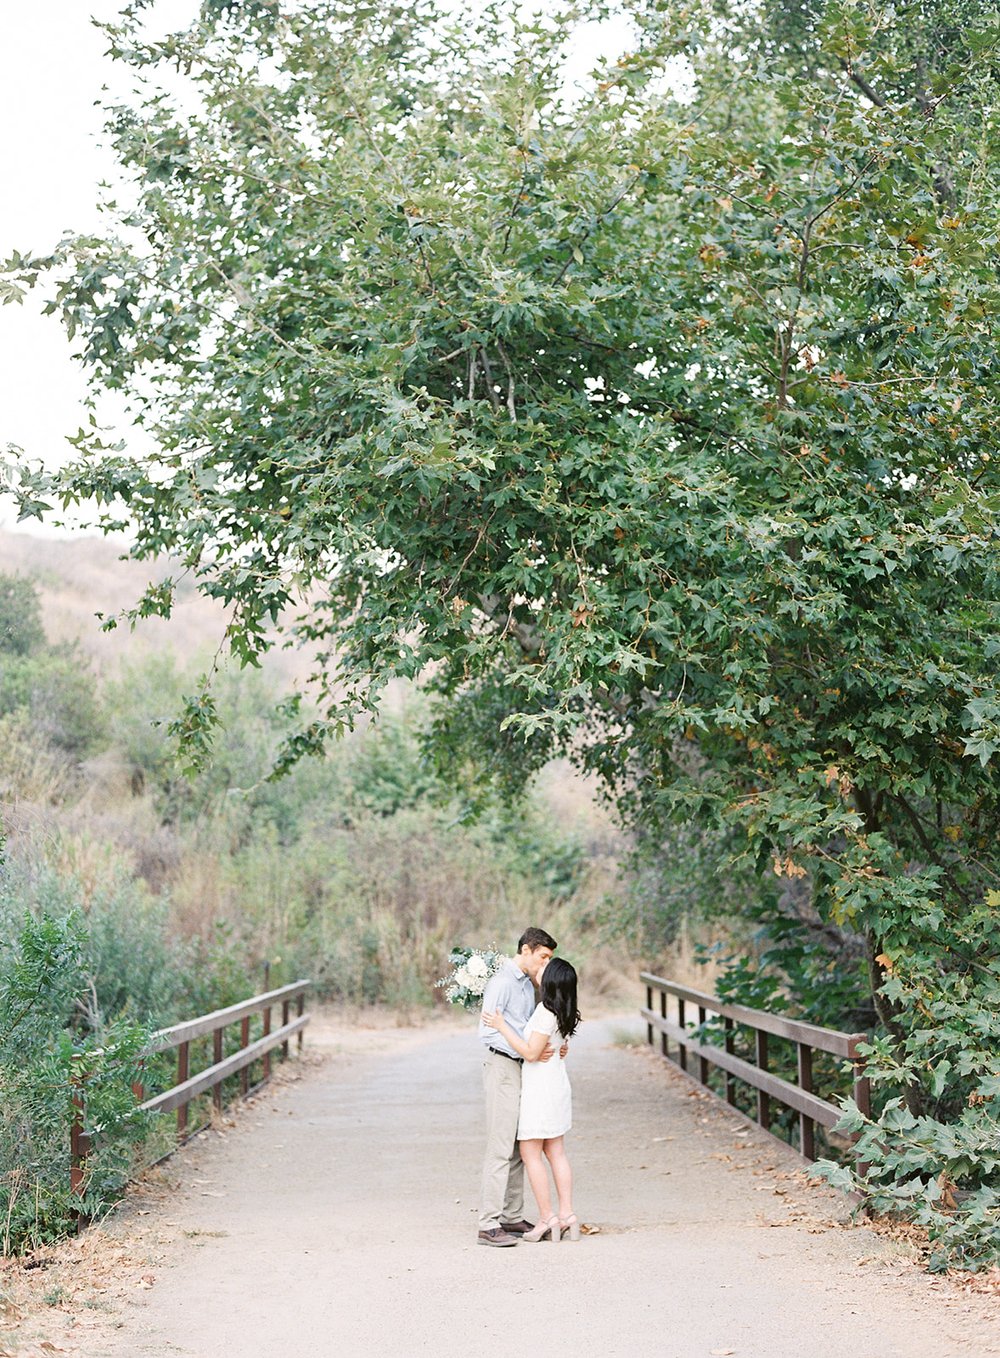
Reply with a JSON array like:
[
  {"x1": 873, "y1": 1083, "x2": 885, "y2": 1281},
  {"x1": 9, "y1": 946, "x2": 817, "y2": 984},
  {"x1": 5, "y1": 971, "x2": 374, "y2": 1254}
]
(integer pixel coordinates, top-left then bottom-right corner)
[
  {"x1": 1, "y1": 2, "x2": 198, "y2": 535},
  {"x1": 1, "y1": 2, "x2": 635, "y2": 538}
]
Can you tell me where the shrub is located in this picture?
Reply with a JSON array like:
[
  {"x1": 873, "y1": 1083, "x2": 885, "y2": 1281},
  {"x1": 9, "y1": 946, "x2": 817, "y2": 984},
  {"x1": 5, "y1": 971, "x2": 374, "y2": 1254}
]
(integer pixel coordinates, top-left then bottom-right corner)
[
  {"x1": 0, "y1": 575, "x2": 45, "y2": 658},
  {"x1": 0, "y1": 911, "x2": 150, "y2": 1253},
  {"x1": 0, "y1": 712, "x2": 75, "y2": 803},
  {"x1": 0, "y1": 648, "x2": 105, "y2": 759},
  {"x1": 814, "y1": 895, "x2": 1000, "y2": 1272}
]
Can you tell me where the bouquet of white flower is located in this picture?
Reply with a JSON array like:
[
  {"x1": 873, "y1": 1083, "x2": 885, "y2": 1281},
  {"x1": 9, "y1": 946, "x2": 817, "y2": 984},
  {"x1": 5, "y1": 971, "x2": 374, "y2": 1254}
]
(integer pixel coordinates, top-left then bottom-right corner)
[{"x1": 436, "y1": 945, "x2": 508, "y2": 1010}]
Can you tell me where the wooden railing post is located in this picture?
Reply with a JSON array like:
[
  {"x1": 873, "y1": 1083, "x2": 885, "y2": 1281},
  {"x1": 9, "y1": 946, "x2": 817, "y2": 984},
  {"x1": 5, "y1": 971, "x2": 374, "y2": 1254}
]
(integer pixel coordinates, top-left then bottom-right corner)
[
  {"x1": 240, "y1": 1017, "x2": 250, "y2": 1095},
  {"x1": 851, "y1": 1044, "x2": 872, "y2": 1120},
  {"x1": 297, "y1": 992, "x2": 305, "y2": 1051},
  {"x1": 723, "y1": 1017, "x2": 736, "y2": 1105},
  {"x1": 282, "y1": 999, "x2": 291, "y2": 1059},
  {"x1": 755, "y1": 1028, "x2": 770, "y2": 1129},
  {"x1": 660, "y1": 988, "x2": 668, "y2": 1058},
  {"x1": 850, "y1": 1036, "x2": 872, "y2": 1177},
  {"x1": 697, "y1": 1005, "x2": 709, "y2": 1085},
  {"x1": 131, "y1": 1057, "x2": 146, "y2": 1104},
  {"x1": 797, "y1": 1043, "x2": 814, "y2": 1160},
  {"x1": 213, "y1": 1028, "x2": 224, "y2": 1112},
  {"x1": 677, "y1": 997, "x2": 687, "y2": 1072},
  {"x1": 646, "y1": 984, "x2": 654, "y2": 1046},
  {"x1": 262, "y1": 1002, "x2": 272, "y2": 1081},
  {"x1": 176, "y1": 1040, "x2": 190, "y2": 1136}
]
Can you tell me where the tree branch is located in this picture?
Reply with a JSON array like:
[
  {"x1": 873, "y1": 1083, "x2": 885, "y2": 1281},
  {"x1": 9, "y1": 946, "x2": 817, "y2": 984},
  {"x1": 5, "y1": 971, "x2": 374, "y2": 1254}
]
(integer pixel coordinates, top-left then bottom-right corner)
[{"x1": 838, "y1": 57, "x2": 887, "y2": 108}]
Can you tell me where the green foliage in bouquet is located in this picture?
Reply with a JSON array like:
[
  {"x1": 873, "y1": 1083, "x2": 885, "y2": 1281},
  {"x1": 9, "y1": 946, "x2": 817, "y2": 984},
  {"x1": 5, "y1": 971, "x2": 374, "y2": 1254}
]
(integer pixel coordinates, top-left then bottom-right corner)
[{"x1": 437, "y1": 946, "x2": 507, "y2": 1010}]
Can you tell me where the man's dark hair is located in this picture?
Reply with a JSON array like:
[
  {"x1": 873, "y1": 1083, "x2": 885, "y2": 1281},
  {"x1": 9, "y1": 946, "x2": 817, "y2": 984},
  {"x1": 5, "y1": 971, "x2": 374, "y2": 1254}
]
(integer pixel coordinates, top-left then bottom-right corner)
[{"x1": 517, "y1": 927, "x2": 557, "y2": 953}]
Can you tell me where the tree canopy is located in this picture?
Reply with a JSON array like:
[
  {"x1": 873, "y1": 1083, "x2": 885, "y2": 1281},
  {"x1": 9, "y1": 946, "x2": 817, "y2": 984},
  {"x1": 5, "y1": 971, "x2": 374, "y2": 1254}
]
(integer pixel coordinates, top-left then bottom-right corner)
[{"x1": 3, "y1": 0, "x2": 999, "y2": 1264}]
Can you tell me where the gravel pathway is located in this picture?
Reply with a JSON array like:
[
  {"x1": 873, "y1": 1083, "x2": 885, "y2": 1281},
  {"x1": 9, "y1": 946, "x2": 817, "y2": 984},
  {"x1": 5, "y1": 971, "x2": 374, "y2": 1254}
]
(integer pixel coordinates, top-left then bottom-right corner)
[{"x1": 25, "y1": 1011, "x2": 998, "y2": 1358}]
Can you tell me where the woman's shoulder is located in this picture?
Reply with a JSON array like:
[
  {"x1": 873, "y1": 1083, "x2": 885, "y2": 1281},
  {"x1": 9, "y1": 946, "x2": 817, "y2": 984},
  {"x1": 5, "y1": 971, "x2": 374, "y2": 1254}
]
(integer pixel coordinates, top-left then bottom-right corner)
[{"x1": 529, "y1": 1002, "x2": 558, "y2": 1033}]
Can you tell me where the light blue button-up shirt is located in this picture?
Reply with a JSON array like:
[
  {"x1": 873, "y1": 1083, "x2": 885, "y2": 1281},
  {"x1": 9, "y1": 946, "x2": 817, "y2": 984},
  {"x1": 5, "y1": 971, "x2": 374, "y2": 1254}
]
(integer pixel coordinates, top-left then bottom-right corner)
[{"x1": 478, "y1": 957, "x2": 536, "y2": 1058}]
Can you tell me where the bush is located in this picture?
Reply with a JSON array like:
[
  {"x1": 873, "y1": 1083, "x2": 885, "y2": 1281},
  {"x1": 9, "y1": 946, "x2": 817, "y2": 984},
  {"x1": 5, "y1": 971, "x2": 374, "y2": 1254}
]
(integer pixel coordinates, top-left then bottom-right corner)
[
  {"x1": 0, "y1": 838, "x2": 264, "y2": 1255},
  {"x1": 0, "y1": 575, "x2": 45, "y2": 658},
  {"x1": 0, "y1": 911, "x2": 150, "y2": 1253},
  {"x1": 212, "y1": 792, "x2": 593, "y2": 1008},
  {"x1": 0, "y1": 648, "x2": 105, "y2": 759},
  {"x1": 814, "y1": 895, "x2": 1000, "y2": 1272},
  {"x1": 0, "y1": 711, "x2": 75, "y2": 803}
]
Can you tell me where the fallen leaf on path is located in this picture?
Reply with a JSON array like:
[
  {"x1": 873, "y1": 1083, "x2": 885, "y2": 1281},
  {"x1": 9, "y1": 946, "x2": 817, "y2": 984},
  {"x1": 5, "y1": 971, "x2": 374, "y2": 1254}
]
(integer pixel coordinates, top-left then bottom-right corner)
[
  {"x1": 711, "y1": 1349, "x2": 736, "y2": 1355},
  {"x1": 39, "y1": 1345, "x2": 66, "y2": 1353},
  {"x1": 580, "y1": 1223, "x2": 600, "y2": 1235}
]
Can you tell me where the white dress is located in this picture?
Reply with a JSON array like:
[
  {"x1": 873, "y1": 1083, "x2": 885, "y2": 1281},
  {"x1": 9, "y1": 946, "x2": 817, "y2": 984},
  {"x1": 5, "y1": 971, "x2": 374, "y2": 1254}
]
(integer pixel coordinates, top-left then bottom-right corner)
[{"x1": 517, "y1": 1002, "x2": 572, "y2": 1139}]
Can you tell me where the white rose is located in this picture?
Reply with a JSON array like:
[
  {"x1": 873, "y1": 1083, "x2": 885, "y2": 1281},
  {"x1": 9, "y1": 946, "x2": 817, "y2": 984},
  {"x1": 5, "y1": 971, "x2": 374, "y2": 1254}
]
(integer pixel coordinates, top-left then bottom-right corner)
[
  {"x1": 467, "y1": 954, "x2": 489, "y2": 979},
  {"x1": 455, "y1": 966, "x2": 474, "y2": 988}
]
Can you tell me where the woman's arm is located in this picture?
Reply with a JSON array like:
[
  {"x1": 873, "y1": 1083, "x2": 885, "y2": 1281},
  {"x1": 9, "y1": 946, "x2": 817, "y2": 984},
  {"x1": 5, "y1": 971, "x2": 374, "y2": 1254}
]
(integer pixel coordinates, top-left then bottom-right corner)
[{"x1": 481, "y1": 1010, "x2": 550, "y2": 1062}]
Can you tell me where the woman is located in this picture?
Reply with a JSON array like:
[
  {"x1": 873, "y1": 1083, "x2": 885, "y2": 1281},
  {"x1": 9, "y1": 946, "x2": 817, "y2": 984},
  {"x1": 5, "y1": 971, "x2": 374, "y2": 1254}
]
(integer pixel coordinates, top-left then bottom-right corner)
[{"x1": 482, "y1": 956, "x2": 581, "y2": 1242}]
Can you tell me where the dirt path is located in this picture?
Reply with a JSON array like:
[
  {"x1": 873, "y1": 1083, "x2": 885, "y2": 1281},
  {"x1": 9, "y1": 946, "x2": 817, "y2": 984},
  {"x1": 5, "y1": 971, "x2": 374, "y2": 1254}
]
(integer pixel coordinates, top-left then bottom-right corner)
[{"x1": 7, "y1": 1011, "x2": 999, "y2": 1358}]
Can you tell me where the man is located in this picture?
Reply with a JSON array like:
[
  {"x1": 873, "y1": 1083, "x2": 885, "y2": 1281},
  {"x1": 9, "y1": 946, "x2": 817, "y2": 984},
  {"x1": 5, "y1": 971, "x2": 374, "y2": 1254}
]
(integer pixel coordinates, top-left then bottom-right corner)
[{"x1": 477, "y1": 927, "x2": 559, "y2": 1247}]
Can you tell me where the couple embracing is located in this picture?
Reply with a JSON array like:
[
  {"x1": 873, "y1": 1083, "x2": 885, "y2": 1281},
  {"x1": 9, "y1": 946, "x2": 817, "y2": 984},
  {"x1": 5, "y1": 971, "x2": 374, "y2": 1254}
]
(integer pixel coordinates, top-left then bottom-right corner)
[{"x1": 476, "y1": 927, "x2": 581, "y2": 1246}]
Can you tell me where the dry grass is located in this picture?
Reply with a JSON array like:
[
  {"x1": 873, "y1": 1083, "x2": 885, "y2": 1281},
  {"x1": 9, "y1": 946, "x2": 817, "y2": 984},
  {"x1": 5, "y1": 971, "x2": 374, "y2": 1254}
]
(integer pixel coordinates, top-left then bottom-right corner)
[
  {"x1": 643, "y1": 915, "x2": 728, "y2": 993},
  {"x1": 0, "y1": 530, "x2": 311, "y2": 686},
  {"x1": 862, "y1": 1214, "x2": 1000, "y2": 1296}
]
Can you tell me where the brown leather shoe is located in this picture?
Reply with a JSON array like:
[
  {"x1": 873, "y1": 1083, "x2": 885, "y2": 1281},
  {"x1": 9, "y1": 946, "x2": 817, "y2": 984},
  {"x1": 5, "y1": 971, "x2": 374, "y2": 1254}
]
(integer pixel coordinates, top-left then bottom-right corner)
[
  {"x1": 500, "y1": 1219, "x2": 535, "y2": 1235},
  {"x1": 478, "y1": 1227, "x2": 519, "y2": 1247}
]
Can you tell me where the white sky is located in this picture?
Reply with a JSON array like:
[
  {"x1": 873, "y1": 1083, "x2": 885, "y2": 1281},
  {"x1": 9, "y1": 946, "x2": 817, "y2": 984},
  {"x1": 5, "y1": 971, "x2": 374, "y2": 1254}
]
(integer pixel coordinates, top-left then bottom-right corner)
[
  {"x1": 1, "y1": 2, "x2": 636, "y2": 539},
  {"x1": 1, "y1": 1, "x2": 198, "y2": 536}
]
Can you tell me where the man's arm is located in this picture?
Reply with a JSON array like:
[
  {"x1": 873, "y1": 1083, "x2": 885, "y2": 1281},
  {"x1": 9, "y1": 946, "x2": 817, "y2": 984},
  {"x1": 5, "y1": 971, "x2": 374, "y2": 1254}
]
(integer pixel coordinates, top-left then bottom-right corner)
[{"x1": 478, "y1": 972, "x2": 511, "y2": 1042}]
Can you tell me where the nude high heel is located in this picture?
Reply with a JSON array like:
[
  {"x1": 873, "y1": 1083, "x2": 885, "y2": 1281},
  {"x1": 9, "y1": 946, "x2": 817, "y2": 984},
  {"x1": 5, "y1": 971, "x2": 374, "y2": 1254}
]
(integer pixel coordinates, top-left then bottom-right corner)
[
  {"x1": 559, "y1": 1214, "x2": 581, "y2": 1242},
  {"x1": 523, "y1": 1214, "x2": 561, "y2": 1243}
]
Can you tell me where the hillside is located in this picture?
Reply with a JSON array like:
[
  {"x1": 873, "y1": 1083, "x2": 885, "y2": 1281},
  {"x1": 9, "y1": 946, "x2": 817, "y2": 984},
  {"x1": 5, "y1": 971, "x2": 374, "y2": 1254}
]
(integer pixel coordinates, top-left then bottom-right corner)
[
  {"x1": 0, "y1": 527, "x2": 313, "y2": 687},
  {"x1": 0, "y1": 526, "x2": 617, "y2": 841}
]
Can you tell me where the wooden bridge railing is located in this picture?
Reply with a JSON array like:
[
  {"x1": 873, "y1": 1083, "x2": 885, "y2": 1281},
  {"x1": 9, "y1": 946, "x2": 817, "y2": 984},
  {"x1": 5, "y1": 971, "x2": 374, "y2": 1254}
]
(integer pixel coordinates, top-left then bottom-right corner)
[
  {"x1": 640, "y1": 972, "x2": 870, "y2": 1161},
  {"x1": 71, "y1": 979, "x2": 311, "y2": 1203}
]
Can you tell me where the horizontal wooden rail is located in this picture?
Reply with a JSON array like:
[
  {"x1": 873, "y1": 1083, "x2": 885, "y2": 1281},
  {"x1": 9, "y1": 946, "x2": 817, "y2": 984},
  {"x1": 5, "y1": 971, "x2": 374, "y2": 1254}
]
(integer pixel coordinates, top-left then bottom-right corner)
[
  {"x1": 147, "y1": 980, "x2": 310, "y2": 1053},
  {"x1": 642, "y1": 974, "x2": 862, "y2": 1057},
  {"x1": 138, "y1": 1014, "x2": 309, "y2": 1117},
  {"x1": 71, "y1": 978, "x2": 310, "y2": 1215},
  {"x1": 641, "y1": 972, "x2": 870, "y2": 1162}
]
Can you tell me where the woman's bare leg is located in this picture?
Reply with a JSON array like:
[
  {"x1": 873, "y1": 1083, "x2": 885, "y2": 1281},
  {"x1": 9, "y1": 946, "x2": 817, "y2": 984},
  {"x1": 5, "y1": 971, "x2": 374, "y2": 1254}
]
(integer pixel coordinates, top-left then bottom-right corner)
[
  {"x1": 543, "y1": 1136, "x2": 573, "y2": 1220},
  {"x1": 519, "y1": 1138, "x2": 553, "y2": 1219}
]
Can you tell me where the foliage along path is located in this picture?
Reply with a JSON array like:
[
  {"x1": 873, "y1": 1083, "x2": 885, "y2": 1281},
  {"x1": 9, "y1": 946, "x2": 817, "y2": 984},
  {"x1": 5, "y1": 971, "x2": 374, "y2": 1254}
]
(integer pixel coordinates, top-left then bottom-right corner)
[{"x1": 28, "y1": 1014, "x2": 999, "y2": 1358}]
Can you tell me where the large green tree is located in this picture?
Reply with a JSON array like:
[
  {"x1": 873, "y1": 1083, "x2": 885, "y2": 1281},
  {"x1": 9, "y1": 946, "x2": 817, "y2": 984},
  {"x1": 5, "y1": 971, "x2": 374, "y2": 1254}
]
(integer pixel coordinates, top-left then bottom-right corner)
[{"x1": 3, "y1": 0, "x2": 999, "y2": 1262}]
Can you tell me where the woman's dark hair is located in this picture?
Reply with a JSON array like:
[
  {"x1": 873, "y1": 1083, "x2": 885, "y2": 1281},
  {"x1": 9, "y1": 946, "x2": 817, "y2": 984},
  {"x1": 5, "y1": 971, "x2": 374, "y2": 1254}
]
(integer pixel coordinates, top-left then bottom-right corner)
[{"x1": 540, "y1": 957, "x2": 581, "y2": 1039}]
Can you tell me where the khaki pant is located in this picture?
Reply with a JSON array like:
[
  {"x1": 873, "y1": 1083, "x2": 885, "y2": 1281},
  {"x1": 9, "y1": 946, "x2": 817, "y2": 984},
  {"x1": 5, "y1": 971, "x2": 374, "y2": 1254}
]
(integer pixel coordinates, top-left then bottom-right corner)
[{"x1": 479, "y1": 1051, "x2": 524, "y2": 1230}]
